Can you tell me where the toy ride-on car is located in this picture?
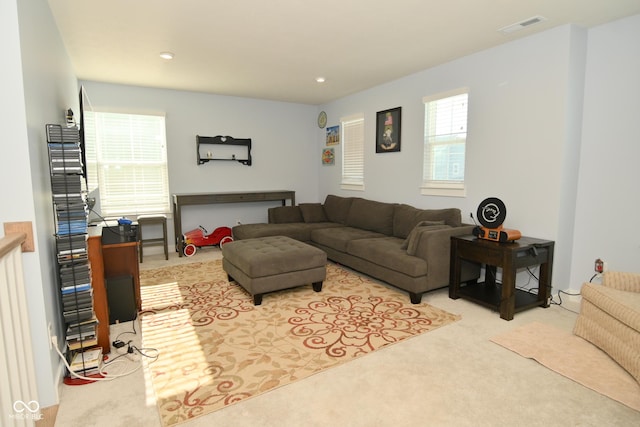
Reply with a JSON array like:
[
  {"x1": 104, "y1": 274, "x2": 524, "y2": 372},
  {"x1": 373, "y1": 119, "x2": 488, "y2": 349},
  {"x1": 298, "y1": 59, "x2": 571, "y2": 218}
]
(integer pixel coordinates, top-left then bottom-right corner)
[{"x1": 182, "y1": 225, "x2": 233, "y2": 257}]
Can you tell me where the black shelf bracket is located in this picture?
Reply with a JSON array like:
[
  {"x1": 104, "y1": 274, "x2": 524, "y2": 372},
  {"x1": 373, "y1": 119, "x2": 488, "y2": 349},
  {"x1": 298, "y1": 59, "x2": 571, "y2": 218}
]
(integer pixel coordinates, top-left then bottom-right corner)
[{"x1": 197, "y1": 135, "x2": 252, "y2": 166}]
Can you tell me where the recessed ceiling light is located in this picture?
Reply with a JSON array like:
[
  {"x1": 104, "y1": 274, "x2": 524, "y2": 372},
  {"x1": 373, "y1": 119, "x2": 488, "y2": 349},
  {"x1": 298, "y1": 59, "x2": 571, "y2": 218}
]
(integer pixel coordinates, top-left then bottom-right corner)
[
  {"x1": 159, "y1": 52, "x2": 175, "y2": 60},
  {"x1": 315, "y1": 77, "x2": 326, "y2": 83}
]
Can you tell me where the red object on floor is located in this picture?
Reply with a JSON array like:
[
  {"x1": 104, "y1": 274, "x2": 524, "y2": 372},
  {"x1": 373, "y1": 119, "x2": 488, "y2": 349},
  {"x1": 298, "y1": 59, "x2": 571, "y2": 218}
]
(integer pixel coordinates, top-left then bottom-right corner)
[
  {"x1": 63, "y1": 373, "x2": 104, "y2": 385},
  {"x1": 182, "y1": 226, "x2": 233, "y2": 257}
]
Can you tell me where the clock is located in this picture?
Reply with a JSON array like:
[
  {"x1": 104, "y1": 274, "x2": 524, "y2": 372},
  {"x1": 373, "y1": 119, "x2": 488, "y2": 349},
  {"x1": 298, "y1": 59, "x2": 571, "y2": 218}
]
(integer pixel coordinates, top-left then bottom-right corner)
[{"x1": 317, "y1": 111, "x2": 327, "y2": 128}]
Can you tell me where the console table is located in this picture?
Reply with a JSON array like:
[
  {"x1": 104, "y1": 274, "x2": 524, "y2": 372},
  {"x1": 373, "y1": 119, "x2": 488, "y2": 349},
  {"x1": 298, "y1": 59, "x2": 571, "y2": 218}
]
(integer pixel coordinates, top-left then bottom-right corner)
[
  {"x1": 172, "y1": 190, "x2": 296, "y2": 256},
  {"x1": 449, "y1": 235, "x2": 554, "y2": 320}
]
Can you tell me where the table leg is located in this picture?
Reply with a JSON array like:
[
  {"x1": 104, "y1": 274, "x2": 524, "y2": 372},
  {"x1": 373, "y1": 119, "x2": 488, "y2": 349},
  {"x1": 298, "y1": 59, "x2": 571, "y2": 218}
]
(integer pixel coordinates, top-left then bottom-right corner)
[
  {"x1": 500, "y1": 261, "x2": 516, "y2": 321},
  {"x1": 173, "y1": 199, "x2": 183, "y2": 257},
  {"x1": 449, "y1": 239, "x2": 461, "y2": 299},
  {"x1": 538, "y1": 245, "x2": 554, "y2": 307}
]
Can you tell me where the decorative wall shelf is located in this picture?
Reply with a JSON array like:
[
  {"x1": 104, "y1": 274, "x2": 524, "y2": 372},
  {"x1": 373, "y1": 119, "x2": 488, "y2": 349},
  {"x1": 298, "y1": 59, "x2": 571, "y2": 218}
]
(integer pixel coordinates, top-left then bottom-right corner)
[{"x1": 197, "y1": 135, "x2": 252, "y2": 166}]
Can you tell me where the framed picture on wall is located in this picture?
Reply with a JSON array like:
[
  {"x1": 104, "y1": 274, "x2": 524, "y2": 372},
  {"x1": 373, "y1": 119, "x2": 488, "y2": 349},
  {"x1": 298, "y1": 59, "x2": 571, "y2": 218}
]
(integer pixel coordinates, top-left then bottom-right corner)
[
  {"x1": 326, "y1": 125, "x2": 340, "y2": 145},
  {"x1": 376, "y1": 107, "x2": 401, "y2": 153},
  {"x1": 322, "y1": 148, "x2": 335, "y2": 165}
]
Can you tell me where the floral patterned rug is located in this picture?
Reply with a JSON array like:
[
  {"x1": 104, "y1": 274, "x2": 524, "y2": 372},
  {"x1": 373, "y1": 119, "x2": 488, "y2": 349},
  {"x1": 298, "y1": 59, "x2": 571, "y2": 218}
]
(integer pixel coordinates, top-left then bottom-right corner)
[{"x1": 139, "y1": 260, "x2": 460, "y2": 426}]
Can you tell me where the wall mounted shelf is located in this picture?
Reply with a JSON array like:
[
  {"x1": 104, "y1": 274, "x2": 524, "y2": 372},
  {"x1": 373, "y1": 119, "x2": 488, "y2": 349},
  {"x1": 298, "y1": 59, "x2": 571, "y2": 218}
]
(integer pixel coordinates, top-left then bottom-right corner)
[{"x1": 197, "y1": 135, "x2": 252, "y2": 166}]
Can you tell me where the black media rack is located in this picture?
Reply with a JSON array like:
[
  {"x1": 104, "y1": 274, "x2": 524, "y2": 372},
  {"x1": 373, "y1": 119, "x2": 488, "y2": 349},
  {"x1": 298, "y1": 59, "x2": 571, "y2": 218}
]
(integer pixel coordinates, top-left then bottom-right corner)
[{"x1": 46, "y1": 124, "x2": 102, "y2": 381}]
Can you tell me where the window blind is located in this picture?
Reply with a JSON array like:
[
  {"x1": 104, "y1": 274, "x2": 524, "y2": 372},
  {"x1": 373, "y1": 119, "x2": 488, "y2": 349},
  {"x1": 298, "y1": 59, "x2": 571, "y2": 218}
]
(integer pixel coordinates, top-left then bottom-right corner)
[
  {"x1": 84, "y1": 111, "x2": 170, "y2": 217},
  {"x1": 422, "y1": 89, "x2": 468, "y2": 192},
  {"x1": 341, "y1": 113, "x2": 365, "y2": 190}
]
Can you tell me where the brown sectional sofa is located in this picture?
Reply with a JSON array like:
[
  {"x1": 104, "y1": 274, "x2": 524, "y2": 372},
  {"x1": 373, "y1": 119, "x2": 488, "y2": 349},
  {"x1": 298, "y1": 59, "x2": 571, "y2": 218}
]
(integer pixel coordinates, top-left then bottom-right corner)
[{"x1": 232, "y1": 195, "x2": 480, "y2": 304}]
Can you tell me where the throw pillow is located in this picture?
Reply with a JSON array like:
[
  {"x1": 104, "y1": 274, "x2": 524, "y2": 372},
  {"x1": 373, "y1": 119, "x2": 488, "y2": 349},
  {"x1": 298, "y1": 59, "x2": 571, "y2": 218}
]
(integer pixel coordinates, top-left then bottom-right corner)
[
  {"x1": 299, "y1": 203, "x2": 328, "y2": 223},
  {"x1": 402, "y1": 221, "x2": 450, "y2": 256}
]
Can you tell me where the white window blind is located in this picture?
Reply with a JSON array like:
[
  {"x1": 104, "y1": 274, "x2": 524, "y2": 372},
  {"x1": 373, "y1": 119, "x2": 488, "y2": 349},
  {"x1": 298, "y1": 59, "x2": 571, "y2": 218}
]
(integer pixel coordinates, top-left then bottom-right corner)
[
  {"x1": 83, "y1": 111, "x2": 170, "y2": 217},
  {"x1": 341, "y1": 113, "x2": 365, "y2": 191},
  {"x1": 422, "y1": 89, "x2": 468, "y2": 196}
]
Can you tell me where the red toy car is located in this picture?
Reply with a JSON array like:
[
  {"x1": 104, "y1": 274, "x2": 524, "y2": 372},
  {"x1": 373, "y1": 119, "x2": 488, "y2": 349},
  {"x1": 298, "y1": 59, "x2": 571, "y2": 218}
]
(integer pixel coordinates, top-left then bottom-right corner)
[{"x1": 182, "y1": 225, "x2": 233, "y2": 257}]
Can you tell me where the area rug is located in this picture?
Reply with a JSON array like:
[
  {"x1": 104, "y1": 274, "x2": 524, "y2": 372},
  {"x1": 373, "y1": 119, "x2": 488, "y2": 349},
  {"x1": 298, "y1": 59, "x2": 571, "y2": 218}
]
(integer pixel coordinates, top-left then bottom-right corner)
[
  {"x1": 491, "y1": 322, "x2": 640, "y2": 411},
  {"x1": 139, "y1": 260, "x2": 461, "y2": 426}
]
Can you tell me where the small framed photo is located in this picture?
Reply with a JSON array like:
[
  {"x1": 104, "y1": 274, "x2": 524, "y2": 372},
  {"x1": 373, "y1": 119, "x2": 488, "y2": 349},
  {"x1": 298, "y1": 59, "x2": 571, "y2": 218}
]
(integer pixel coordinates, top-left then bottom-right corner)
[
  {"x1": 376, "y1": 107, "x2": 401, "y2": 153},
  {"x1": 322, "y1": 147, "x2": 335, "y2": 165},
  {"x1": 326, "y1": 125, "x2": 340, "y2": 145}
]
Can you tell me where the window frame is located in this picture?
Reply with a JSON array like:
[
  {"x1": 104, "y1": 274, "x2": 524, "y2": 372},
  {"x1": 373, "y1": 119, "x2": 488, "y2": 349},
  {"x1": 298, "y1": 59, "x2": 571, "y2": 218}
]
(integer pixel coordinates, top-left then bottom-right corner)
[
  {"x1": 83, "y1": 111, "x2": 171, "y2": 218},
  {"x1": 340, "y1": 113, "x2": 365, "y2": 191},
  {"x1": 421, "y1": 88, "x2": 469, "y2": 197}
]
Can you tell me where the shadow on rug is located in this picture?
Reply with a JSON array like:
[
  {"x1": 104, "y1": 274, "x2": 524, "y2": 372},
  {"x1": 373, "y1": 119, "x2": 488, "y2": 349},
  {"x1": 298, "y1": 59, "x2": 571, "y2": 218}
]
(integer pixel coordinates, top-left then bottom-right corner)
[
  {"x1": 139, "y1": 260, "x2": 460, "y2": 426},
  {"x1": 491, "y1": 321, "x2": 640, "y2": 412}
]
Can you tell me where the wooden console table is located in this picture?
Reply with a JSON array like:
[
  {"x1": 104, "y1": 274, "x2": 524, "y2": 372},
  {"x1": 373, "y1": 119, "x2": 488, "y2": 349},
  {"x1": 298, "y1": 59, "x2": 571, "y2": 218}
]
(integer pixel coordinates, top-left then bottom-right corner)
[
  {"x1": 449, "y1": 235, "x2": 554, "y2": 320},
  {"x1": 172, "y1": 190, "x2": 296, "y2": 257}
]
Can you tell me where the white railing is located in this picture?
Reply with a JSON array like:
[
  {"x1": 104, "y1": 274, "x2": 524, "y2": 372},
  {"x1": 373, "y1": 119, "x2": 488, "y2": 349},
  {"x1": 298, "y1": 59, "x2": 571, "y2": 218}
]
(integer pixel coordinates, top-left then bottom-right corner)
[{"x1": 0, "y1": 233, "x2": 40, "y2": 426}]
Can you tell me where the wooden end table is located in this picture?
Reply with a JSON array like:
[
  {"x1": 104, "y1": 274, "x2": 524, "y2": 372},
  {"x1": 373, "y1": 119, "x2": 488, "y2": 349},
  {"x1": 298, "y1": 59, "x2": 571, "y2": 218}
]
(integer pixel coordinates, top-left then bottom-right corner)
[{"x1": 449, "y1": 235, "x2": 554, "y2": 320}]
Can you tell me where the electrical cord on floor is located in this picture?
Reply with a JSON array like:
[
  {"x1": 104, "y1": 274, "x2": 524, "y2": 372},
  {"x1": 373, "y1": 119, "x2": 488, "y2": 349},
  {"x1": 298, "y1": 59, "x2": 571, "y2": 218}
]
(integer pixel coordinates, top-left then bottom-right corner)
[
  {"x1": 549, "y1": 289, "x2": 580, "y2": 314},
  {"x1": 113, "y1": 319, "x2": 137, "y2": 343},
  {"x1": 52, "y1": 340, "x2": 141, "y2": 382},
  {"x1": 130, "y1": 344, "x2": 159, "y2": 363}
]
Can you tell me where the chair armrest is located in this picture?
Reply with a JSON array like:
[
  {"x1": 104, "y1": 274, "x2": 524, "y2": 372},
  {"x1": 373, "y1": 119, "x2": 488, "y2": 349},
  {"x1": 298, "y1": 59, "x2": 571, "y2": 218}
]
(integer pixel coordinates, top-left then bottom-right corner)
[{"x1": 602, "y1": 271, "x2": 640, "y2": 293}]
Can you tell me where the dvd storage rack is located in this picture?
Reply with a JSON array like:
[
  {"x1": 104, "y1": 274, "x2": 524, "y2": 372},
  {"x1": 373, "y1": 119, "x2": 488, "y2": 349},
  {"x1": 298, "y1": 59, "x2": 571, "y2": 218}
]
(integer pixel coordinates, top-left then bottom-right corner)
[{"x1": 46, "y1": 124, "x2": 102, "y2": 378}]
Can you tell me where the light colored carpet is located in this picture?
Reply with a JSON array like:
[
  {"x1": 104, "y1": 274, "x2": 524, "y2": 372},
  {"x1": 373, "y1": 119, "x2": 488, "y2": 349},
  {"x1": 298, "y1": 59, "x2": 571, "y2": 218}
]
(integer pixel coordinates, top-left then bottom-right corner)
[
  {"x1": 53, "y1": 250, "x2": 640, "y2": 427},
  {"x1": 139, "y1": 260, "x2": 461, "y2": 426},
  {"x1": 491, "y1": 321, "x2": 640, "y2": 412}
]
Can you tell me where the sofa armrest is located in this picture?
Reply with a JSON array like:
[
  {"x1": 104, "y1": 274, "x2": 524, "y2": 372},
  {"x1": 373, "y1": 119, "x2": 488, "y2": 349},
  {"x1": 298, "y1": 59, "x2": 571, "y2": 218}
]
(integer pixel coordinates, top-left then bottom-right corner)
[
  {"x1": 602, "y1": 271, "x2": 640, "y2": 293},
  {"x1": 412, "y1": 224, "x2": 477, "y2": 285}
]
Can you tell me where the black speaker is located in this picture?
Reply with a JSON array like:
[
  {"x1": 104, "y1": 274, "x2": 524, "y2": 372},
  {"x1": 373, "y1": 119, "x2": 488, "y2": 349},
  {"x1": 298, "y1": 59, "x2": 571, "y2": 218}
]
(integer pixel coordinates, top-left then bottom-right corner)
[{"x1": 106, "y1": 275, "x2": 137, "y2": 324}]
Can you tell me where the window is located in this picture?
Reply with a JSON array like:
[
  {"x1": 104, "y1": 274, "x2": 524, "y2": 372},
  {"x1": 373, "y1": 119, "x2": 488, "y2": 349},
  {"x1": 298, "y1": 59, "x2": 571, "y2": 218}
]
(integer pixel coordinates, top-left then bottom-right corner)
[
  {"x1": 341, "y1": 113, "x2": 365, "y2": 191},
  {"x1": 84, "y1": 111, "x2": 170, "y2": 217},
  {"x1": 422, "y1": 88, "x2": 469, "y2": 197}
]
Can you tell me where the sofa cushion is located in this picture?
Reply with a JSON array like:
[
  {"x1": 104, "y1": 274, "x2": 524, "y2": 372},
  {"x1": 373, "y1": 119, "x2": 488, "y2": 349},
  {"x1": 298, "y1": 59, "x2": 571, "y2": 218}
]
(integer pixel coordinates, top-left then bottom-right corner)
[
  {"x1": 404, "y1": 224, "x2": 451, "y2": 256},
  {"x1": 268, "y1": 206, "x2": 303, "y2": 224},
  {"x1": 393, "y1": 204, "x2": 419, "y2": 238},
  {"x1": 299, "y1": 203, "x2": 328, "y2": 223},
  {"x1": 311, "y1": 226, "x2": 385, "y2": 252},
  {"x1": 400, "y1": 221, "x2": 446, "y2": 250},
  {"x1": 323, "y1": 195, "x2": 355, "y2": 224},
  {"x1": 347, "y1": 237, "x2": 428, "y2": 277},
  {"x1": 415, "y1": 208, "x2": 462, "y2": 228},
  {"x1": 233, "y1": 223, "x2": 310, "y2": 241},
  {"x1": 233, "y1": 222, "x2": 343, "y2": 242},
  {"x1": 581, "y1": 282, "x2": 640, "y2": 332},
  {"x1": 346, "y1": 198, "x2": 395, "y2": 235}
]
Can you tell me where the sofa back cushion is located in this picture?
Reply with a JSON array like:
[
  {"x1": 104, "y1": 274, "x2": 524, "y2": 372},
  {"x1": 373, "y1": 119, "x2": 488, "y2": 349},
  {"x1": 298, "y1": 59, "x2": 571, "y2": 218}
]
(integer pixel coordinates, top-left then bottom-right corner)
[
  {"x1": 393, "y1": 204, "x2": 419, "y2": 238},
  {"x1": 299, "y1": 203, "x2": 328, "y2": 223},
  {"x1": 323, "y1": 195, "x2": 354, "y2": 224},
  {"x1": 346, "y1": 198, "x2": 395, "y2": 235},
  {"x1": 415, "y1": 208, "x2": 462, "y2": 228},
  {"x1": 268, "y1": 206, "x2": 303, "y2": 224},
  {"x1": 393, "y1": 205, "x2": 462, "y2": 238}
]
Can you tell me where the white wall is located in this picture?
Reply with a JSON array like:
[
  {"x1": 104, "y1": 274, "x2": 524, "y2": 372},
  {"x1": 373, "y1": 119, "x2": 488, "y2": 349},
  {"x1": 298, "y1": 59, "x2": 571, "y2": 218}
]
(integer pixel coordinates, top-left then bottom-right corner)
[
  {"x1": 318, "y1": 25, "x2": 588, "y2": 292},
  {"x1": 1, "y1": 0, "x2": 77, "y2": 409},
  {"x1": 569, "y1": 14, "x2": 640, "y2": 288},
  {"x1": 80, "y1": 82, "x2": 320, "y2": 241}
]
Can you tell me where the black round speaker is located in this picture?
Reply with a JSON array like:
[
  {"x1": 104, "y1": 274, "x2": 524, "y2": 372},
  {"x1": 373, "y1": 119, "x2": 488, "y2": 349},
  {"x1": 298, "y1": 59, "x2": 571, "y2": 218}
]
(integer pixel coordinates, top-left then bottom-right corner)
[{"x1": 477, "y1": 197, "x2": 507, "y2": 228}]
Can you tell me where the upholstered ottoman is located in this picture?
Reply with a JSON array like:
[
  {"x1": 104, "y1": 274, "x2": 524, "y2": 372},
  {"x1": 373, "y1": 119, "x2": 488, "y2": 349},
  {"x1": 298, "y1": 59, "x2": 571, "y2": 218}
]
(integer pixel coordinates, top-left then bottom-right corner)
[{"x1": 221, "y1": 235, "x2": 327, "y2": 305}]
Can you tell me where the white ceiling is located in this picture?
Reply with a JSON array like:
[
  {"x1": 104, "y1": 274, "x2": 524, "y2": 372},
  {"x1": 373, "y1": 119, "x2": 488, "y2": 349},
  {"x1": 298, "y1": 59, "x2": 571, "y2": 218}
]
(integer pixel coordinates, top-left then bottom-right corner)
[{"x1": 47, "y1": 0, "x2": 640, "y2": 105}]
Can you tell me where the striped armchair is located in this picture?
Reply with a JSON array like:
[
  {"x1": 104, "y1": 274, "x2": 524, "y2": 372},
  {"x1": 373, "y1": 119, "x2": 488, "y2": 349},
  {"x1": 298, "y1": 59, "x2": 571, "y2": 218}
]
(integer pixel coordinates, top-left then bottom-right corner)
[{"x1": 574, "y1": 271, "x2": 640, "y2": 383}]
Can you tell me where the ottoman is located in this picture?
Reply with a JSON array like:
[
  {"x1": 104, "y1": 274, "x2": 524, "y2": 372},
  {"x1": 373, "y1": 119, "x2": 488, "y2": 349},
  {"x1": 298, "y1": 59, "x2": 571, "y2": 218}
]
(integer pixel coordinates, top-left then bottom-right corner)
[{"x1": 221, "y1": 235, "x2": 327, "y2": 305}]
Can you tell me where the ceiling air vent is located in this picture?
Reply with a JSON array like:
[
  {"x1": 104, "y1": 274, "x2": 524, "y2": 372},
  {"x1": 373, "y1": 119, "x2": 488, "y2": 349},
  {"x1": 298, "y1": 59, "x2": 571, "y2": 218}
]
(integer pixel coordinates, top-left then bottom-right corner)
[{"x1": 499, "y1": 15, "x2": 547, "y2": 34}]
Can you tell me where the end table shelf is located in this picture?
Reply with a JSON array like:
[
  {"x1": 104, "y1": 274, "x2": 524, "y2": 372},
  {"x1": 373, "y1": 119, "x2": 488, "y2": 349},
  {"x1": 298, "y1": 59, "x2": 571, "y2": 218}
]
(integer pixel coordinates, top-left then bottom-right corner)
[{"x1": 449, "y1": 235, "x2": 554, "y2": 320}]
